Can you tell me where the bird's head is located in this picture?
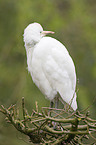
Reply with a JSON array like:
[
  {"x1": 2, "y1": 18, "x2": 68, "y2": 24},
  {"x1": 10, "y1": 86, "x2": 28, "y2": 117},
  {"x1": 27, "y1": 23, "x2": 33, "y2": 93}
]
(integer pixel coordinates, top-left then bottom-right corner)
[{"x1": 23, "y1": 22, "x2": 54, "y2": 47}]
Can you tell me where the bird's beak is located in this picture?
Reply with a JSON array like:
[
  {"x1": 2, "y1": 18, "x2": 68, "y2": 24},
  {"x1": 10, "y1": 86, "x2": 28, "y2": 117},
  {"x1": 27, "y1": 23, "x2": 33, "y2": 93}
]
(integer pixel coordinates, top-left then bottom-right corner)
[{"x1": 41, "y1": 31, "x2": 55, "y2": 36}]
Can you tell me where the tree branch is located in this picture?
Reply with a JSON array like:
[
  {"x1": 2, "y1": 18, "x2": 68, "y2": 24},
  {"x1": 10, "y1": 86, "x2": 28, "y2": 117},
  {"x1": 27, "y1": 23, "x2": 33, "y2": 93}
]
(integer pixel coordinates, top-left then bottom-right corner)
[{"x1": 0, "y1": 97, "x2": 96, "y2": 144}]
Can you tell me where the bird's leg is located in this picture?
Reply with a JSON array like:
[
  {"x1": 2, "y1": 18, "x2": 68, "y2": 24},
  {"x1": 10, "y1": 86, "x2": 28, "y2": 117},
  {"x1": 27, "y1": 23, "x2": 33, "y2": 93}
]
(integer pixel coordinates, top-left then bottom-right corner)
[
  {"x1": 50, "y1": 101, "x2": 54, "y2": 108},
  {"x1": 53, "y1": 96, "x2": 59, "y2": 129},
  {"x1": 55, "y1": 96, "x2": 59, "y2": 109},
  {"x1": 48, "y1": 101, "x2": 54, "y2": 127},
  {"x1": 49, "y1": 101, "x2": 54, "y2": 118}
]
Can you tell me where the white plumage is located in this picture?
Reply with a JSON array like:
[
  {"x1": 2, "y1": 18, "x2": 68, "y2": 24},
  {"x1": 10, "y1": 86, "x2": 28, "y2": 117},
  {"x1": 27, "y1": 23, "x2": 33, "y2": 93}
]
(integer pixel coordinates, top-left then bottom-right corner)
[{"x1": 24, "y1": 22, "x2": 77, "y2": 111}]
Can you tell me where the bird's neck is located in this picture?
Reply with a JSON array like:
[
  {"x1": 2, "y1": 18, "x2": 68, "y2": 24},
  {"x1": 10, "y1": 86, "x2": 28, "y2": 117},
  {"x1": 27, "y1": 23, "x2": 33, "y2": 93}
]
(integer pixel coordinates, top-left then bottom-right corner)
[
  {"x1": 25, "y1": 43, "x2": 37, "y2": 72},
  {"x1": 25, "y1": 44, "x2": 35, "y2": 58}
]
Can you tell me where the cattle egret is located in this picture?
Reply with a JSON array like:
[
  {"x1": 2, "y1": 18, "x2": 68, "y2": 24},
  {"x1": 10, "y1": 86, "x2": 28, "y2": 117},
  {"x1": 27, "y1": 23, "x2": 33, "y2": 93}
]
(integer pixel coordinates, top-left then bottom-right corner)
[{"x1": 24, "y1": 22, "x2": 77, "y2": 111}]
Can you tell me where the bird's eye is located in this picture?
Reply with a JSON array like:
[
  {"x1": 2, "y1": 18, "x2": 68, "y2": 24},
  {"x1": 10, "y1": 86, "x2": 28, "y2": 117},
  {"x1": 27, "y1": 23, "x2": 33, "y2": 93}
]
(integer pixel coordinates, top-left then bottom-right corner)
[{"x1": 40, "y1": 31, "x2": 42, "y2": 34}]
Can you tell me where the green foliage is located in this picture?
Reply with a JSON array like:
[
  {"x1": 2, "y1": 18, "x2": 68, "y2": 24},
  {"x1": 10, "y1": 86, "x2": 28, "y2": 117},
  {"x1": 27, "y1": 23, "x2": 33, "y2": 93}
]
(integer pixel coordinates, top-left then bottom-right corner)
[{"x1": 0, "y1": 0, "x2": 96, "y2": 144}]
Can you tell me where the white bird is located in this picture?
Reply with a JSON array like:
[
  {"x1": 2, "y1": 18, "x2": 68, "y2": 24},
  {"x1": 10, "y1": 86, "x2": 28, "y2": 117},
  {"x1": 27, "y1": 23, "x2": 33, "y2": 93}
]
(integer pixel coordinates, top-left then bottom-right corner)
[{"x1": 24, "y1": 22, "x2": 77, "y2": 111}]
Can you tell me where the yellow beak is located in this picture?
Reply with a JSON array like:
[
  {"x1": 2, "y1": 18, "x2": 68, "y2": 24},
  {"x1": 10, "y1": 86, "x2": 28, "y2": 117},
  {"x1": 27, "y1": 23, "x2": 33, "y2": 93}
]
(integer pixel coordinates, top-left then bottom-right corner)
[{"x1": 42, "y1": 31, "x2": 55, "y2": 36}]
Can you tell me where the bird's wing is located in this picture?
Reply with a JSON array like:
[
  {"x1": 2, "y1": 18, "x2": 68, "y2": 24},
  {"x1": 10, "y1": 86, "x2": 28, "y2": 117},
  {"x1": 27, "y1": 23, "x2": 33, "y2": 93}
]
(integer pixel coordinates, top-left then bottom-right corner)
[
  {"x1": 42, "y1": 47, "x2": 76, "y2": 105},
  {"x1": 51, "y1": 47, "x2": 76, "y2": 90}
]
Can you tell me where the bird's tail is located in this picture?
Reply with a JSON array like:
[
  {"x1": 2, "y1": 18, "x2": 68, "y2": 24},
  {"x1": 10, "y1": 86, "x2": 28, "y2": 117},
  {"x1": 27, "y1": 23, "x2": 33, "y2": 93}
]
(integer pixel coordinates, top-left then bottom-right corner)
[{"x1": 71, "y1": 93, "x2": 77, "y2": 111}]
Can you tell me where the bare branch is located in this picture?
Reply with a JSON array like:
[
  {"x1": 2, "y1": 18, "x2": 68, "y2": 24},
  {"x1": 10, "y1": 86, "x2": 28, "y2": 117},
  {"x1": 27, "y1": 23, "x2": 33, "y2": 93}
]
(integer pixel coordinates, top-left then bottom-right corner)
[{"x1": 0, "y1": 97, "x2": 96, "y2": 144}]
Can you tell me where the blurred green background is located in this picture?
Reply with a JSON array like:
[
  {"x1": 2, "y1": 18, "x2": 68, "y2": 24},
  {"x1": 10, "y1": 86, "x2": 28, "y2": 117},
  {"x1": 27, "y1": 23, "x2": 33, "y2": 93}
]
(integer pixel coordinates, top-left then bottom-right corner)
[{"x1": 0, "y1": 0, "x2": 96, "y2": 144}]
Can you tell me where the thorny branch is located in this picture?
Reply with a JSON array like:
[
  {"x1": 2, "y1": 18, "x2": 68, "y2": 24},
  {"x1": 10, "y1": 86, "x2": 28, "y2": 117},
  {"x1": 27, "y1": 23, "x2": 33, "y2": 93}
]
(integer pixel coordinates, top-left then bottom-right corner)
[{"x1": 0, "y1": 97, "x2": 96, "y2": 144}]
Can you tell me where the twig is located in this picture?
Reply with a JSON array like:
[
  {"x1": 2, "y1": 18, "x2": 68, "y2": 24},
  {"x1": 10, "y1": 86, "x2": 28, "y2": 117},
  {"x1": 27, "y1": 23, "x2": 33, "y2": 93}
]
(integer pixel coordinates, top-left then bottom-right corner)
[
  {"x1": 80, "y1": 97, "x2": 96, "y2": 113},
  {"x1": 44, "y1": 125, "x2": 89, "y2": 135},
  {"x1": 22, "y1": 97, "x2": 26, "y2": 127},
  {"x1": 35, "y1": 101, "x2": 38, "y2": 113}
]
